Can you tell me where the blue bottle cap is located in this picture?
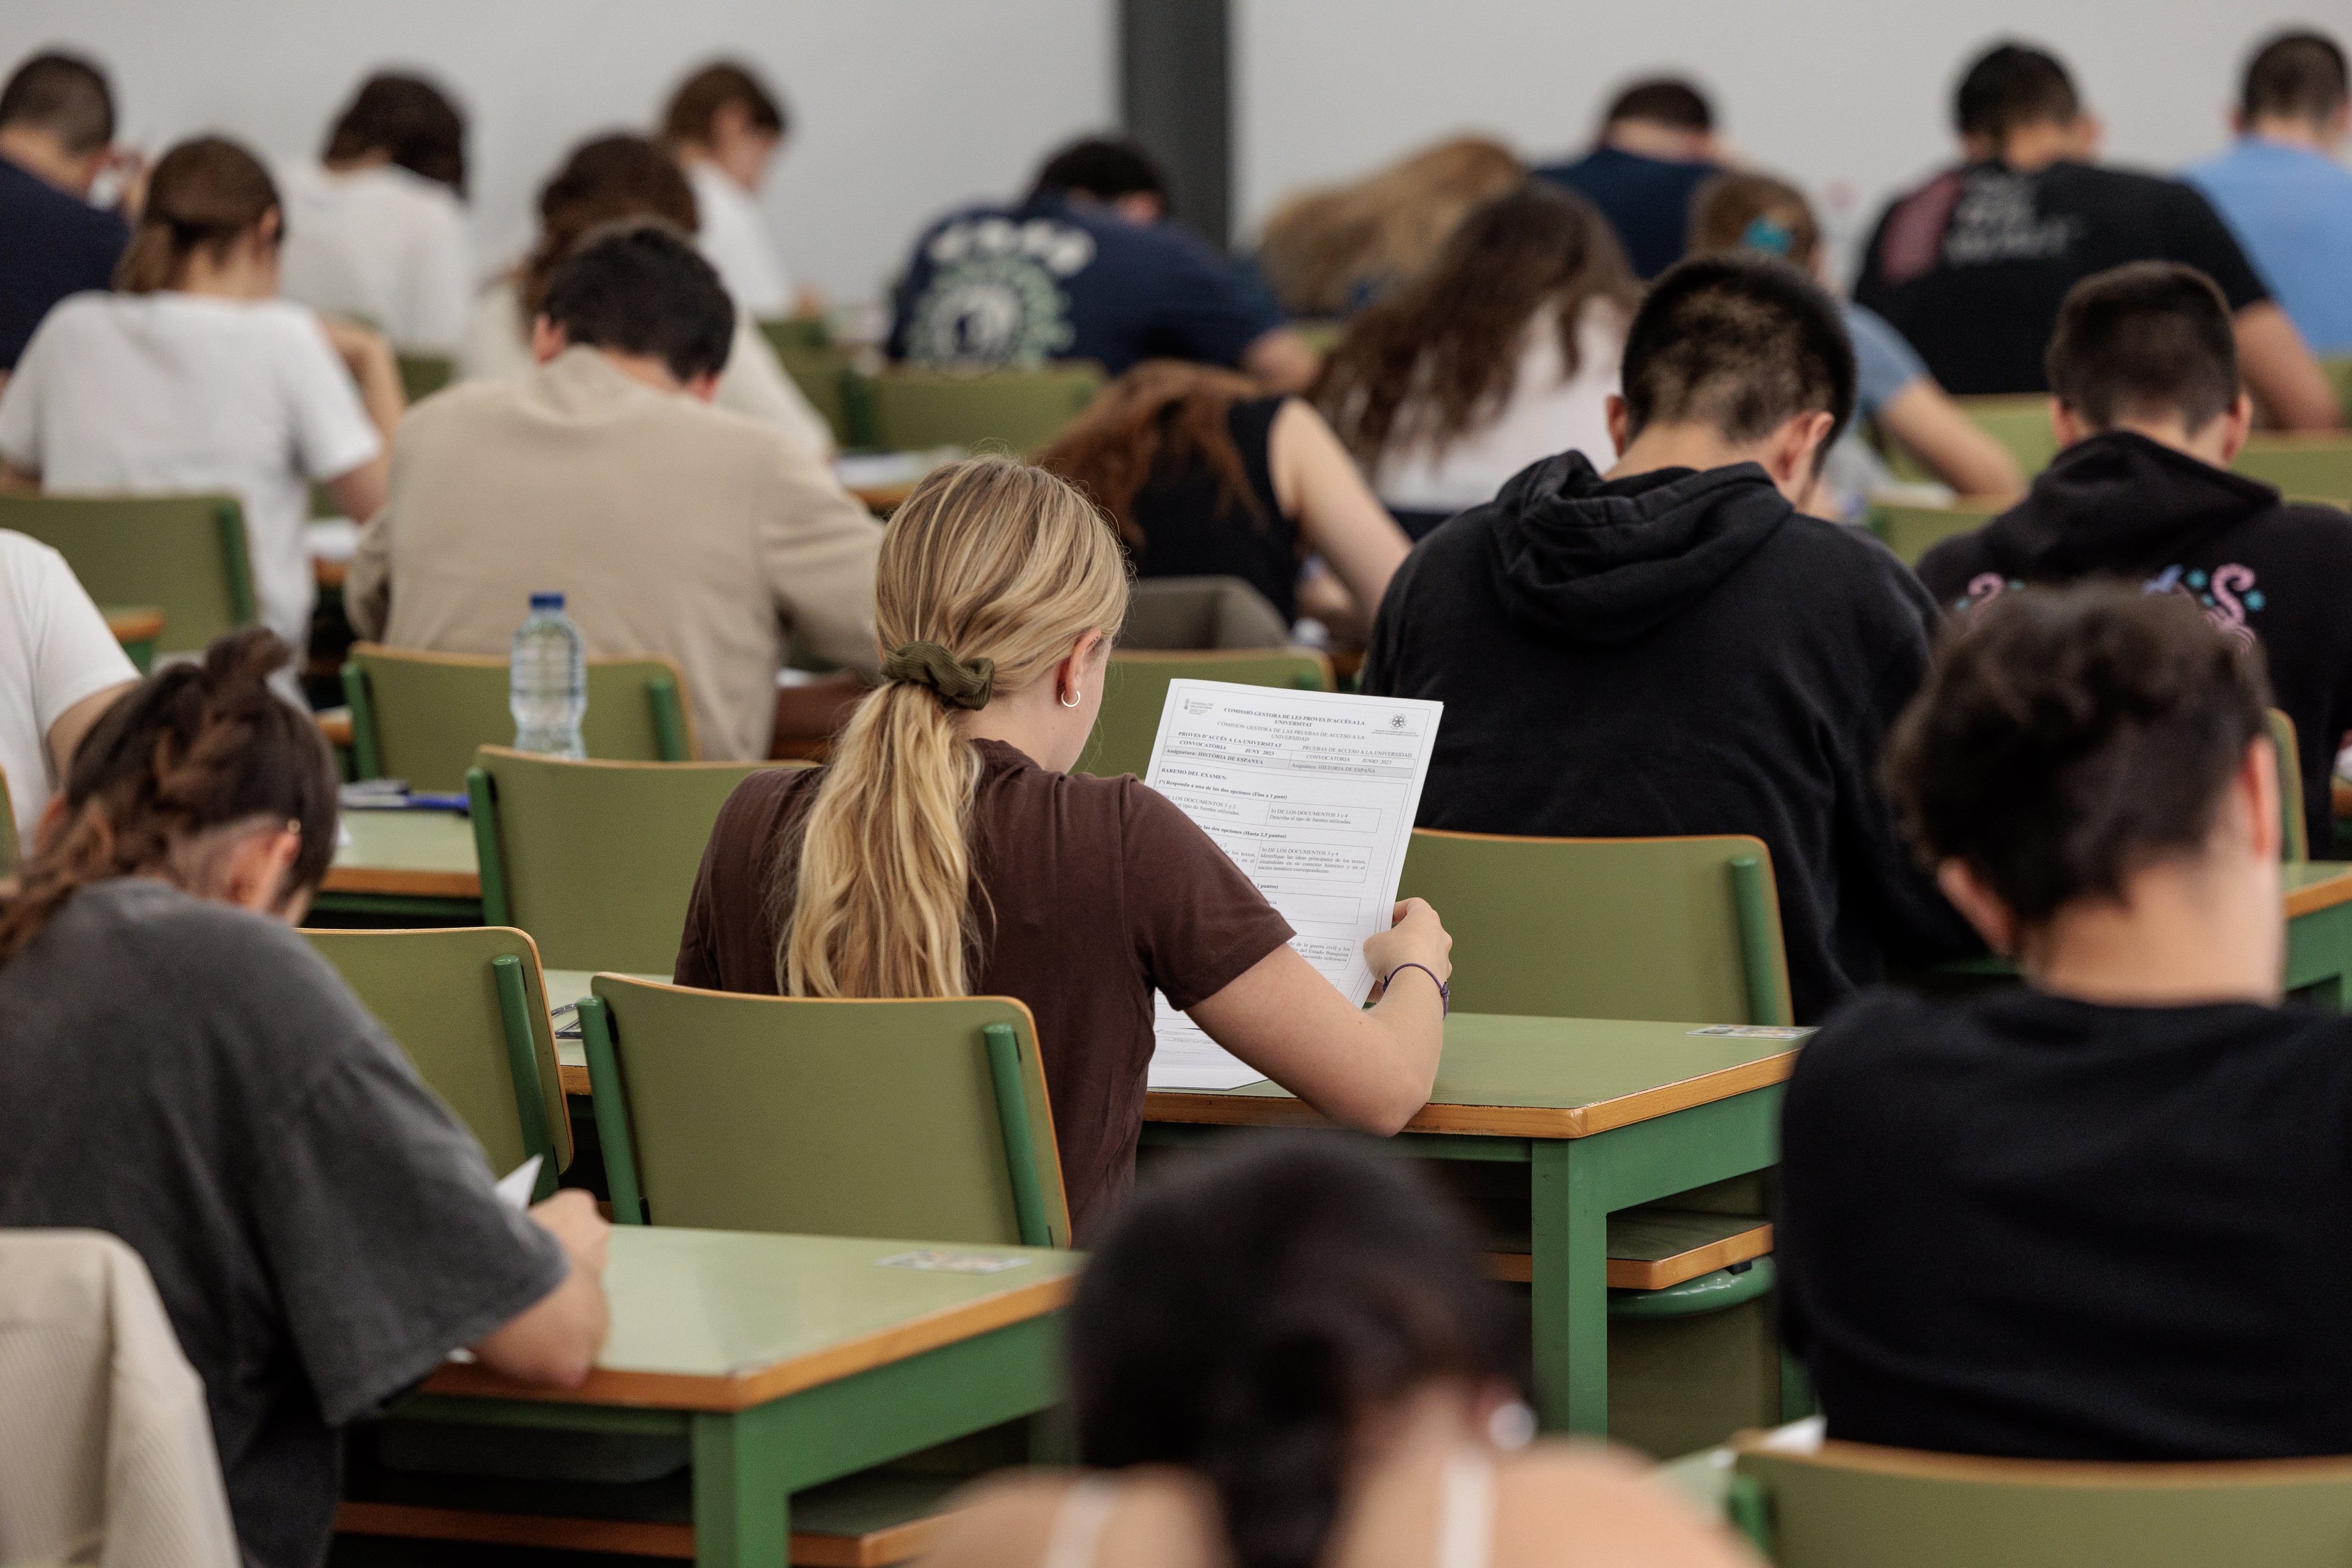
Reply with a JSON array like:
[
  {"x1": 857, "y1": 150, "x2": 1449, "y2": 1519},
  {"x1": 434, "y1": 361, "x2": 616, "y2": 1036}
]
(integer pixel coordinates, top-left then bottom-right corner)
[{"x1": 529, "y1": 591, "x2": 565, "y2": 611}]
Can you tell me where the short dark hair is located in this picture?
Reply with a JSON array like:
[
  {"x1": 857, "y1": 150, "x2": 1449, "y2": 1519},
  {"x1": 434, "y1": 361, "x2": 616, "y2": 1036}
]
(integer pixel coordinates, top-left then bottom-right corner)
[
  {"x1": 662, "y1": 61, "x2": 787, "y2": 145},
  {"x1": 1073, "y1": 1137, "x2": 1526, "y2": 1568},
  {"x1": 1954, "y1": 42, "x2": 2080, "y2": 141},
  {"x1": 323, "y1": 73, "x2": 467, "y2": 198},
  {"x1": 1885, "y1": 586, "x2": 2269, "y2": 926},
  {"x1": 1618, "y1": 254, "x2": 1856, "y2": 459},
  {"x1": 0, "y1": 50, "x2": 114, "y2": 155},
  {"x1": 1030, "y1": 136, "x2": 1168, "y2": 204},
  {"x1": 1603, "y1": 77, "x2": 1714, "y2": 133},
  {"x1": 2046, "y1": 262, "x2": 2241, "y2": 433},
  {"x1": 2241, "y1": 30, "x2": 2348, "y2": 122},
  {"x1": 541, "y1": 223, "x2": 734, "y2": 383}
]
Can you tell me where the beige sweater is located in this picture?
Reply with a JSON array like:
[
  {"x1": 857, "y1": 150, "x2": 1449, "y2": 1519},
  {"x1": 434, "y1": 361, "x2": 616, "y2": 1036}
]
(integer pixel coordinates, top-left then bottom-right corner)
[
  {"x1": 0, "y1": 1230, "x2": 240, "y2": 1568},
  {"x1": 348, "y1": 347, "x2": 882, "y2": 759}
]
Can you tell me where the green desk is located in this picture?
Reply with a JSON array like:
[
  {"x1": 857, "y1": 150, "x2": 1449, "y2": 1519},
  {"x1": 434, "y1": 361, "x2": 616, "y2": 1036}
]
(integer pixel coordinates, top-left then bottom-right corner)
[
  {"x1": 546, "y1": 968, "x2": 662, "y2": 1095},
  {"x1": 314, "y1": 809, "x2": 482, "y2": 924},
  {"x1": 1921, "y1": 862, "x2": 2352, "y2": 1008},
  {"x1": 1142, "y1": 1013, "x2": 1800, "y2": 1437},
  {"x1": 397, "y1": 1226, "x2": 1076, "y2": 1568}
]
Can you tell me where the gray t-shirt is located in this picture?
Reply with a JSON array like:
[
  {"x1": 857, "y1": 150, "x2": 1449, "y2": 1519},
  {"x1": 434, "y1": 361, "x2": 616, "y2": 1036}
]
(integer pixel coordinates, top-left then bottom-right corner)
[{"x1": 0, "y1": 878, "x2": 569, "y2": 1568}]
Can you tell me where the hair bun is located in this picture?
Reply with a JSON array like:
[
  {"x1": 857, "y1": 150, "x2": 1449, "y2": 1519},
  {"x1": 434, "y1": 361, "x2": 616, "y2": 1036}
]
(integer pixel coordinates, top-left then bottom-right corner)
[{"x1": 199, "y1": 627, "x2": 294, "y2": 693}]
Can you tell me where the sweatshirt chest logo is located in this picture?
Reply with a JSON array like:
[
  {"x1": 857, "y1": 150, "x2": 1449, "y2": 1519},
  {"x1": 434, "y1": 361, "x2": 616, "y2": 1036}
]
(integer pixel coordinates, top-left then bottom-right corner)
[{"x1": 1959, "y1": 563, "x2": 2265, "y2": 650}]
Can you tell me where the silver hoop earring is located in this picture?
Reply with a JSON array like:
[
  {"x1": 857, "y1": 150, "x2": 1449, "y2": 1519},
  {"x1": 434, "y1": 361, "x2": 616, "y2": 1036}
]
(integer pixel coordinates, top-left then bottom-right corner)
[{"x1": 1060, "y1": 686, "x2": 1081, "y2": 708}]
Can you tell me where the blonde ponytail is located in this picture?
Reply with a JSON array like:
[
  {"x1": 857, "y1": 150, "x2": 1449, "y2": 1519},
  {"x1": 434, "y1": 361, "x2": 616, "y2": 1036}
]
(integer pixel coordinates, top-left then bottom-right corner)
[{"x1": 777, "y1": 457, "x2": 1130, "y2": 997}]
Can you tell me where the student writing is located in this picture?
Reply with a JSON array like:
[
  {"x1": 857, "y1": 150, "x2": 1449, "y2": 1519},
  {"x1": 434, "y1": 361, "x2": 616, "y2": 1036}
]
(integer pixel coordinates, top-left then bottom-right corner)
[
  {"x1": 0, "y1": 629, "x2": 609, "y2": 1568},
  {"x1": 675, "y1": 457, "x2": 1451, "y2": 1240}
]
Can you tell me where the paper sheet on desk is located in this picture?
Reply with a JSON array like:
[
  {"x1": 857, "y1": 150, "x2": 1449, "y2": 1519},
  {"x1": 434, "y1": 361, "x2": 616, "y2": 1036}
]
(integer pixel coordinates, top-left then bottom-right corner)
[{"x1": 1144, "y1": 680, "x2": 1442, "y2": 1090}]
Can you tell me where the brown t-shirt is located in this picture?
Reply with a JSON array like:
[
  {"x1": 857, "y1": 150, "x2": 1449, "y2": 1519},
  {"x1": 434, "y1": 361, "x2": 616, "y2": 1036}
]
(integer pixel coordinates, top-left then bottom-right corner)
[{"x1": 675, "y1": 738, "x2": 1294, "y2": 1242}]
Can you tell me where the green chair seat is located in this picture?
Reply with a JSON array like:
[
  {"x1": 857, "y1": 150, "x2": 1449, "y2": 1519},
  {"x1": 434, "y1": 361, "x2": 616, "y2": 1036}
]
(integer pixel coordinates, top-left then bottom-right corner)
[
  {"x1": 1867, "y1": 501, "x2": 2000, "y2": 570},
  {"x1": 1731, "y1": 1441, "x2": 2352, "y2": 1567},
  {"x1": 1398, "y1": 829, "x2": 1794, "y2": 1026},
  {"x1": 855, "y1": 364, "x2": 1104, "y2": 455},
  {"x1": 1077, "y1": 648, "x2": 1333, "y2": 779},
  {"x1": 342, "y1": 644, "x2": 695, "y2": 794},
  {"x1": 467, "y1": 747, "x2": 802, "y2": 972},
  {"x1": 579, "y1": 976, "x2": 1069, "y2": 1248},
  {"x1": 0, "y1": 493, "x2": 256, "y2": 654},
  {"x1": 304, "y1": 925, "x2": 570, "y2": 1195}
]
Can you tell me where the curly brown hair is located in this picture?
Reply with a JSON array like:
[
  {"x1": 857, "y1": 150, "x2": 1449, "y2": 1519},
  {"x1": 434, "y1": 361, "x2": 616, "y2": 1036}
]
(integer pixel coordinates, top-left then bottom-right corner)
[
  {"x1": 1256, "y1": 136, "x2": 1525, "y2": 318},
  {"x1": 1314, "y1": 182, "x2": 1638, "y2": 469},
  {"x1": 0, "y1": 629, "x2": 339, "y2": 963},
  {"x1": 1033, "y1": 360, "x2": 1272, "y2": 549}
]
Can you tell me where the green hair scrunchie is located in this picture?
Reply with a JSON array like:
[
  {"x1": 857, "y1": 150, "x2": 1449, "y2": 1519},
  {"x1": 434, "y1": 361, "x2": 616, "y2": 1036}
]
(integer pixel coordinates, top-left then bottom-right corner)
[{"x1": 881, "y1": 641, "x2": 996, "y2": 710}]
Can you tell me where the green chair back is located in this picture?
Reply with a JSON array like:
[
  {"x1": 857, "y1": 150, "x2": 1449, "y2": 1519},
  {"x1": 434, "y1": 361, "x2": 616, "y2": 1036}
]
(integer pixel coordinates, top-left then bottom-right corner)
[
  {"x1": 2270, "y1": 708, "x2": 2310, "y2": 864},
  {"x1": 342, "y1": 644, "x2": 694, "y2": 794},
  {"x1": 771, "y1": 339, "x2": 860, "y2": 447},
  {"x1": 0, "y1": 769, "x2": 16, "y2": 877},
  {"x1": 1398, "y1": 829, "x2": 1794, "y2": 1026},
  {"x1": 2234, "y1": 438, "x2": 2352, "y2": 507},
  {"x1": 397, "y1": 353, "x2": 454, "y2": 405},
  {"x1": 0, "y1": 494, "x2": 256, "y2": 654},
  {"x1": 1884, "y1": 394, "x2": 2058, "y2": 483},
  {"x1": 1732, "y1": 1441, "x2": 2352, "y2": 1568},
  {"x1": 468, "y1": 747, "x2": 799, "y2": 972},
  {"x1": 1868, "y1": 501, "x2": 2000, "y2": 569},
  {"x1": 756, "y1": 314, "x2": 833, "y2": 352},
  {"x1": 303, "y1": 926, "x2": 570, "y2": 1195},
  {"x1": 1076, "y1": 648, "x2": 1333, "y2": 779},
  {"x1": 856, "y1": 364, "x2": 1104, "y2": 454},
  {"x1": 579, "y1": 976, "x2": 1069, "y2": 1248}
]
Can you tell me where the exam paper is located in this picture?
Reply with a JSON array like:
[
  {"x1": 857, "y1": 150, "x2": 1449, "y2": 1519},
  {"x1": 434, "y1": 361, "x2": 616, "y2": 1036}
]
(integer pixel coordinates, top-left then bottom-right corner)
[{"x1": 1144, "y1": 680, "x2": 1443, "y2": 1090}]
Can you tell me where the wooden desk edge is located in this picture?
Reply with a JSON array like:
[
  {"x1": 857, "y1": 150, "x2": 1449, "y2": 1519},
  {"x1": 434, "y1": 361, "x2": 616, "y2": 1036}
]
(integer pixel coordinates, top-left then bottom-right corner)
[
  {"x1": 2286, "y1": 868, "x2": 2352, "y2": 918},
  {"x1": 1144, "y1": 1049, "x2": 1798, "y2": 1139},
  {"x1": 419, "y1": 1270, "x2": 1073, "y2": 1411},
  {"x1": 321, "y1": 866, "x2": 483, "y2": 899}
]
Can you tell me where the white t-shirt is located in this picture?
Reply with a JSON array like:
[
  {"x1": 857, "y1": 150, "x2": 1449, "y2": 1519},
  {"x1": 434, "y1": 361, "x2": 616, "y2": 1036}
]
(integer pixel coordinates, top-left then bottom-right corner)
[
  {"x1": 456, "y1": 276, "x2": 833, "y2": 459},
  {"x1": 1375, "y1": 296, "x2": 1628, "y2": 513},
  {"x1": 686, "y1": 160, "x2": 792, "y2": 319},
  {"x1": 0, "y1": 530, "x2": 139, "y2": 845},
  {"x1": 0, "y1": 292, "x2": 384, "y2": 650},
  {"x1": 275, "y1": 161, "x2": 474, "y2": 353}
]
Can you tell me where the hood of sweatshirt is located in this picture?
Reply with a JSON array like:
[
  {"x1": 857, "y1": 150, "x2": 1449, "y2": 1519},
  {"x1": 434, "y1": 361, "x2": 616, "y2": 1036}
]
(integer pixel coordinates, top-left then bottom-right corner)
[
  {"x1": 1972, "y1": 430, "x2": 2285, "y2": 576},
  {"x1": 1483, "y1": 451, "x2": 1793, "y2": 645}
]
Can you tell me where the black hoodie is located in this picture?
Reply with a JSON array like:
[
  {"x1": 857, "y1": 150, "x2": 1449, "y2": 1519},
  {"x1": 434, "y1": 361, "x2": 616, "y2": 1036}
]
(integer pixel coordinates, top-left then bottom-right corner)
[
  {"x1": 1363, "y1": 453, "x2": 1978, "y2": 1023},
  {"x1": 1918, "y1": 432, "x2": 2352, "y2": 852}
]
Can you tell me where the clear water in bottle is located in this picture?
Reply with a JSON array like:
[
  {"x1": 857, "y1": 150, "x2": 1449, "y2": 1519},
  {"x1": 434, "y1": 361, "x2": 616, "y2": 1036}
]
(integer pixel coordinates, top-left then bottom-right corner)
[{"x1": 510, "y1": 592, "x2": 586, "y2": 757}]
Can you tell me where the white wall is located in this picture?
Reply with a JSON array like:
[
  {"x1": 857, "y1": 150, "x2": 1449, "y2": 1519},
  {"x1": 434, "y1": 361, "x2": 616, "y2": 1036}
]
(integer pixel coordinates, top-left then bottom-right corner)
[
  {"x1": 0, "y1": 0, "x2": 1115, "y2": 305},
  {"x1": 1238, "y1": 0, "x2": 2352, "y2": 279}
]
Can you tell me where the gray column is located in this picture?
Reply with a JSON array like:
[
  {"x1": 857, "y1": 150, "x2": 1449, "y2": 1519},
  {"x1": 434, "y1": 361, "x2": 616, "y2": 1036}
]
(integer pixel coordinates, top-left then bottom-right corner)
[{"x1": 1120, "y1": 0, "x2": 1232, "y2": 249}]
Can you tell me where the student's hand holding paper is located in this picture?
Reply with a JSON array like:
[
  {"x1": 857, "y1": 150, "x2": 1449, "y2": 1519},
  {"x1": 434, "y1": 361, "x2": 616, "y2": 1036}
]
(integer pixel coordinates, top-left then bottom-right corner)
[
  {"x1": 529, "y1": 1188, "x2": 610, "y2": 1278},
  {"x1": 1364, "y1": 898, "x2": 1453, "y2": 1003}
]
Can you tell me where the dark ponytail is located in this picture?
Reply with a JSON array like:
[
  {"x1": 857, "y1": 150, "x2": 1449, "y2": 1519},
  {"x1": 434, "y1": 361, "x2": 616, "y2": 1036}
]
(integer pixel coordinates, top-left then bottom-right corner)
[
  {"x1": 1071, "y1": 1138, "x2": 1527, "y2": 1568},
  {"x1": 115, "y1": 135, "x2": 281, "y2": 295},
  {"x1": 0, "y1": 629, "x2": 339, "y2": 962}
]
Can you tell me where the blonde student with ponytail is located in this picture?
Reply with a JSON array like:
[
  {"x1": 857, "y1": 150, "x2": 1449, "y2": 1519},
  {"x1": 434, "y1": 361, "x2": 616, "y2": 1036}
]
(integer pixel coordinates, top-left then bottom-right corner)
[
  {"x1": 0, "y1": 629, "x2": 608, "y2": 1568},
  {"x1": 676, "y1": 457, "x2": 1454, "y2": 1241},
  {"x1": 0, "y1": 135, "x2": 405, "y2": 657}
]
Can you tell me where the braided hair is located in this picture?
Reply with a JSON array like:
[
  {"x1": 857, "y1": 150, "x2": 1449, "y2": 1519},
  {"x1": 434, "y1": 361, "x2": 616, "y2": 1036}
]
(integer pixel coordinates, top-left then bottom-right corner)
[
  {"x1": 1071, "y1": 1137, "x2": 1529, "y2": 1568},
  {"x1": 0, "y1": 629, "x2": 339, "y2": 962}
]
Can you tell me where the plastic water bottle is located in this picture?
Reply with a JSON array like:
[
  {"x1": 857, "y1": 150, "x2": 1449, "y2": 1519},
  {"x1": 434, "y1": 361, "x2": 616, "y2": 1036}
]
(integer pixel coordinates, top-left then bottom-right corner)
[{"x1": 510, "y1": 592, "x2": 586, "y2": 757}]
